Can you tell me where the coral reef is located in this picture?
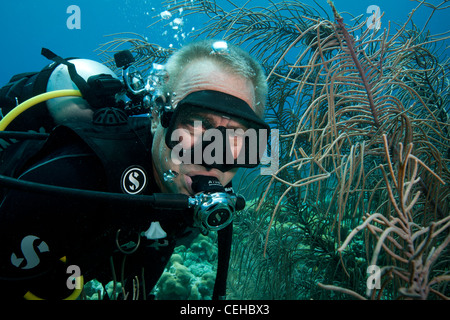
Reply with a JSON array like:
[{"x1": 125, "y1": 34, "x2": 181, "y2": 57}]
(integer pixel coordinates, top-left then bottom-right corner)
[
  {"x1": 83, "y1": 279, "x2": 122, "y2": 300},
  {"x1": 81, "y1": 233, "x2": 218, "y2": 300},
  {"x1": 153, "y1": 233, "x2": 218, "y2": 300}
]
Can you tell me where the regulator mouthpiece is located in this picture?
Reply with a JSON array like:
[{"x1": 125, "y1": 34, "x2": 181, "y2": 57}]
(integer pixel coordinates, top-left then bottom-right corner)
[
  {"x1": 189, "y1": 175, "x2": 245, "y2": 234},
  {"x1": 191, "y1": 175, "x2": 225, "y2": 194}
]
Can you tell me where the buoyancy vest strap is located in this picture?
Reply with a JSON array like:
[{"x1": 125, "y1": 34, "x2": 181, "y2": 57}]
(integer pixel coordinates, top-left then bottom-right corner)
[{"x1": 36, "y1": 116, "x2": 154, "y2": 195}]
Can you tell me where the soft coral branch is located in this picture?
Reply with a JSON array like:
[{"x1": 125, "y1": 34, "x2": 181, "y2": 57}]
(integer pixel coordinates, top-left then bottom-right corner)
[{"x1": 328, "y1": 0, "x2": 381, "y2": 128}]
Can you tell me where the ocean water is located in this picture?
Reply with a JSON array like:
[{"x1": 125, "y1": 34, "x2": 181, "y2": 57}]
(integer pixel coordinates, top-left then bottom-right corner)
[{"x1": 0, "y1": 0, "x2": 448, "y2": 86}]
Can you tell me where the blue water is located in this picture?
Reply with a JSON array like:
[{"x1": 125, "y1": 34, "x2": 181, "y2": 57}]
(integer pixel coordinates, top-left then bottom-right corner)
[{"x1": 0, "y1": 0, "x2": 448, "y2": 85}]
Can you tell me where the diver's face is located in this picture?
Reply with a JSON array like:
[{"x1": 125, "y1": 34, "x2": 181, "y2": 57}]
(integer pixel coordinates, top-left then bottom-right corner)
[{"x1": 151, "y1": 59, "x2": 256, "y2": 195}]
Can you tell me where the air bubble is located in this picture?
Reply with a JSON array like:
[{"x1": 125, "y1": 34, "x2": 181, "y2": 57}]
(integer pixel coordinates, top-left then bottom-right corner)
[
  {"x1": 160, "y1": 10, "x2": 172, "y2": 19},
  {"x1": 163, "y1": 170, "x2": 179, "y2": 182}
]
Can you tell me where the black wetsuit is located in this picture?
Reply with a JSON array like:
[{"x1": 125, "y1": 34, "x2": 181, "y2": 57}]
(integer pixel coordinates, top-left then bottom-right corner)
[{"x1": 0, "y1": 117, "x2": 192, "y2": 299}]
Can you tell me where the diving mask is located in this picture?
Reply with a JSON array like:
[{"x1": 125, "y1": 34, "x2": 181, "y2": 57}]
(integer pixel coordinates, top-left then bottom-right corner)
[{"x1": 162, "y1": 90, "x2": 270, "y2": 171}]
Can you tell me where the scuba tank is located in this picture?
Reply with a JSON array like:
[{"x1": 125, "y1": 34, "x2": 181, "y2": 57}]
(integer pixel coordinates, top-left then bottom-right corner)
[{"x1": 0, "y1": 51, "x2": 122, "y2": 134}]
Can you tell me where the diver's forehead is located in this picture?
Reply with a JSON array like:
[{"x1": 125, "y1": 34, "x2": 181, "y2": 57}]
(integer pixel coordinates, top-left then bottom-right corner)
[{"x1": 172, "y1": 59, "x2": 256, "y2": 110}]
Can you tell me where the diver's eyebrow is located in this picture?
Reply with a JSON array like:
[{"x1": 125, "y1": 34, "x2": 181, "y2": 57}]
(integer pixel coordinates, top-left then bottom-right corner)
[
  {"x1": 201, "y1": 115, "x2": 220, "y2": 128},
  {"x1": 198, "y1": 112, "x2": 249, "y2": 130},
  {"x1": 180, "y1": 107, "x2": 249, "y2": 130},
  {"x1": 181, "y1": 112, "x2": 216, "y2": 128},
  {"x1": 188, "y1": 114, "x2": 214, "y2": 127}
]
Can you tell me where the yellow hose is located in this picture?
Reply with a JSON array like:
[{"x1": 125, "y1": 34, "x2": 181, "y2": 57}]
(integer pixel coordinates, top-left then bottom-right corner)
[
  {"x1": 0, "y1": 89, "x2": 82, "y2": 131},
  {"x1": 23, "y1": 275, "x2": 84, "y2": 300}
]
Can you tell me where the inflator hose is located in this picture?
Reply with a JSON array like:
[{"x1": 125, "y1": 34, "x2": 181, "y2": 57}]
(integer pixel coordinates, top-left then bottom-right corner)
[{"x1": 0, "y1": 89, "x2": 82, "y2": 131}]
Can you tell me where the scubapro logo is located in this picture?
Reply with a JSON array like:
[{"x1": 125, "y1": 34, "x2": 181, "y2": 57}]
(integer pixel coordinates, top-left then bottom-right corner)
[
  {"x1": 121, "y1": 166, "x2": 147, "y2": 194},
  {"x1": 11, "y1": 235, "x2": 49, "y2": 270}
]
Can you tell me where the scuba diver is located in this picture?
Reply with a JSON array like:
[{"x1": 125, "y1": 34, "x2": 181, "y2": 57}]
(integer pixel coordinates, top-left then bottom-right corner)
[{"x1": 0, "y1": 39, "x2": 269, "y2": 300}]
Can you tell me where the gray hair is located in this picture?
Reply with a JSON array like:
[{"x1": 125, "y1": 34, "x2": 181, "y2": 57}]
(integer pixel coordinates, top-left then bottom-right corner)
[{"x1": 162, "y1": 39, "x2": 267, "y2": 118}]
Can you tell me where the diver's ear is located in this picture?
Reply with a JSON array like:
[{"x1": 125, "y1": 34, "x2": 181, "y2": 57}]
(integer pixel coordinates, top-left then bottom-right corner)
[
  {"x1": 150, "y1": 95, "x2": 166, "y2": 134},
  {"x1": 150, "y1": 108, "x2": 160, "y2": 134}
]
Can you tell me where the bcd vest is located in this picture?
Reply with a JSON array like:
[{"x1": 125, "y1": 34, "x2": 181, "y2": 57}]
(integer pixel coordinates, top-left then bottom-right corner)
[{"x1": 11, "y1": 110, "x2": 156, "y2": 197}]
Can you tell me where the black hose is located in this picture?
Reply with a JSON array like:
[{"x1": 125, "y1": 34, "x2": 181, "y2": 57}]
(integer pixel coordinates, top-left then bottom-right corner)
[
  {"x1": 0, "y1": 131, "x2": 49, "y2": 140},
  {"x1": 0, "y1": 174, "x2": 190, "y2": 211}
]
